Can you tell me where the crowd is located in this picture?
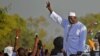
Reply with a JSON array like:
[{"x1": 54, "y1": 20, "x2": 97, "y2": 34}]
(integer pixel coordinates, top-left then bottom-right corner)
[
  {"x1": 0, "y1": 1, "x2": 100, "y2": 56},
  {"x1": 0, "y1": 33, "x2": 99, "y2": 56},
  {"x1": 0, "y1": 34, "x2": 66, "y2": 56}
]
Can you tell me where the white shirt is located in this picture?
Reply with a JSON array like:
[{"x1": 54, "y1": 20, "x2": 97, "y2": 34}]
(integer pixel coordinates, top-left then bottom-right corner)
[
  {"x1": 51, "y1": 53, "x2": 64, "y2": 56},
  {"x1": 4, "y1": 46, "x2": 13, "y2": 56},
  {"x1": 50, "y1": 11, "x2": 87, "y2": 56}
]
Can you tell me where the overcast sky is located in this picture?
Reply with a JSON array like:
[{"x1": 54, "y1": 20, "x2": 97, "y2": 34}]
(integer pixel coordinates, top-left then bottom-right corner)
[
  {"x1": 0, "y1": 0, "x2": 100, "y2": 18},
  {"x1": 0, "y1": 0, "x2": 100, "y2": 42}
]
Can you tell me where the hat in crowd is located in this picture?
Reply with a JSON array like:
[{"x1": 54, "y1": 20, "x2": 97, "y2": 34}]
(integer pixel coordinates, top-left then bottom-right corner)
[{"x1": 69, "y1": 12, "x2": 76, "y2": 16}]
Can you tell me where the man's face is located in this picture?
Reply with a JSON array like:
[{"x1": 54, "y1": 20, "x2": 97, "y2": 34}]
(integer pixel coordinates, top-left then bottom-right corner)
[{"x1": 68, "y1": 16, "x2": 77, "y2": 24}]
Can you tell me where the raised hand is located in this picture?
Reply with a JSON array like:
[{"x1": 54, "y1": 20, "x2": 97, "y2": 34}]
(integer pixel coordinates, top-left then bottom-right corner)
[
  {"x1": 46, "y1": 1, "x2": 52, "y2": 13},
  {"x1": 34, "y1": 37, "x2": 39, "y2": 46},
  {"x1": 46, "y1": 1, "x2": 50, "y2": 8}
]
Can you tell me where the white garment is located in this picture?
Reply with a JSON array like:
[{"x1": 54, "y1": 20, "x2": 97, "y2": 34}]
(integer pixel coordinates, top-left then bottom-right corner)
[
  {"x1": 84, "y1": 44, "x2": 90, "y2": 53},
  {"x1": 51, "y1": 53, "x2": 64, "y2": 56},
  {"x1": 4, "y1": 46, "x2": 13, "y2": 56},
  {"x1": 50, "y1": 11, "x2": 87, "y2": 56}
]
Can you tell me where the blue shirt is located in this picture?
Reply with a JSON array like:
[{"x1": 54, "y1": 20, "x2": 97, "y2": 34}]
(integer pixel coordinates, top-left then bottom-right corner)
[{"x1": 50, "y1": 11, "x2": 87, "y2": 56}]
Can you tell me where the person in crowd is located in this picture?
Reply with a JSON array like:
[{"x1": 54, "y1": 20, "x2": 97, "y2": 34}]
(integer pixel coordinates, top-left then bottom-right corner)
[
  {"x1": 28, "y1": 48, "x2": 32, "y2": 56},
  {"x1": 4, "y1": 53, "x2": 8, "y2": 56},
  {"x1": 17, "y1": 47, "x2": 27, "y2": 56},
  {"x1": 31, "y1": 34, "x2": 44, "y2": 56},
  {"x1": 50, "y1": 36, "x2": 66, "y2": 56},
  {"x1": 12, "y1": 50, "x2": 17, "y2": 56},
  {"x1": 95, "y1": 31, "x2": 100, "y2": 56},
  {"x1": 4, "y1": 43, "x2": 13, "y2": 56},
  {"x1": 28, "y1": 52, "x2": 32, "y2": 56},
  {"x1": 46, "y1": 1, "x2": 87, "y2": 56},
  {"x1": 0, "y1": 52, "x2": 4, "y2": 56},
  {"x1": 88, "y1": 39, "x2": 96, "y2": 51},
  {"x1": 44, "y1": 49, "x2": 49, "y2": 56},
  {"x1": 36, "y1": 40, "x2": 43, "y2": 56},
  {"x1": 31, "y1": 34, "x2": 39, "y2": 56},
  {"x1": 95, "y1": 31, "x2": 100, "y2": 46}
]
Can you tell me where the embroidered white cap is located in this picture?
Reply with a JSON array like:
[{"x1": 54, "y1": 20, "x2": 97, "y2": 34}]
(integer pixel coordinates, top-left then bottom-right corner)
[{"x1": 69, "y1": 12, "x2": 76, "y2": 16}]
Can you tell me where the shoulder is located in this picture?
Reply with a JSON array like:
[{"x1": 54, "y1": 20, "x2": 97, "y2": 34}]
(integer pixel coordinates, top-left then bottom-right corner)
[
  {"x1": 62, "y1": 18, "x2": 69, "y2": 23},
  {"x1": 61, "y1": 18, "x2": 69, "y2": 26},
  {"x1": 78, "y1": 22, "x2": 86, "y2": 28},
  {"x1": 50, "y1": 49, "x2": 57, "y2": 55},
  {"x1": 78, "y1": 22, "x2": 87, "y2": 31}
]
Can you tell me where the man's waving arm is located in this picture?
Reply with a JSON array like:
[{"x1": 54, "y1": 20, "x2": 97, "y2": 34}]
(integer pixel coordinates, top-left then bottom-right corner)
[{"x1": 46, "y1": 1, "x2": 63, "y2": 24}]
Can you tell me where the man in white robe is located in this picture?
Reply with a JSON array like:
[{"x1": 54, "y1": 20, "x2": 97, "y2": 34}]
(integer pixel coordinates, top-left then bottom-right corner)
[{"x1": 46, "y1": 1, "x2": 87, "y2": 56}]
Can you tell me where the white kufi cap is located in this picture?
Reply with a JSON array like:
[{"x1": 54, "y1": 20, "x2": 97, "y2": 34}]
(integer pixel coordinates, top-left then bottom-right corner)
[{"x1": 69, "y1": 12, "x2": 76, "y2": 16}]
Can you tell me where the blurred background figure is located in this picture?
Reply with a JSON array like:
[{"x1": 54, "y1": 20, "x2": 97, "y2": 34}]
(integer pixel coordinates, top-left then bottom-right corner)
[
  {"x1": 4, "y1": 43, "x2": 13, "y2": 56},
  {"x1": 94, "y1": 31, "x2": 100, "y2": 56},
  {"x1": 44, "y1": 49, "x2": 49, "y2": 56},
  {"x1": 31, "y1": 33, "x2": 44, "y2": 56},
  {"x1": 95, "y1": 31, "x2": 100, "y2": 47},
  {"x1": 0, "y1": 51, "x2": 4, "y2": 56},
  {"x1": 17, "y1": 47, "x2": 27, "y2": 56},
  {"x1": 50, "y1": 36, "x2": 66, "y2": 56},
  {"x1": 4, "y1": 53, "x2": 8, "y2": 56}
]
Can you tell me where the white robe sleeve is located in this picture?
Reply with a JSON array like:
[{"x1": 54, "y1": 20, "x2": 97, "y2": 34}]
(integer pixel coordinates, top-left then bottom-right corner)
[{"x1": 50, "y1": 11, "x2": 63, "y2": 24}]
